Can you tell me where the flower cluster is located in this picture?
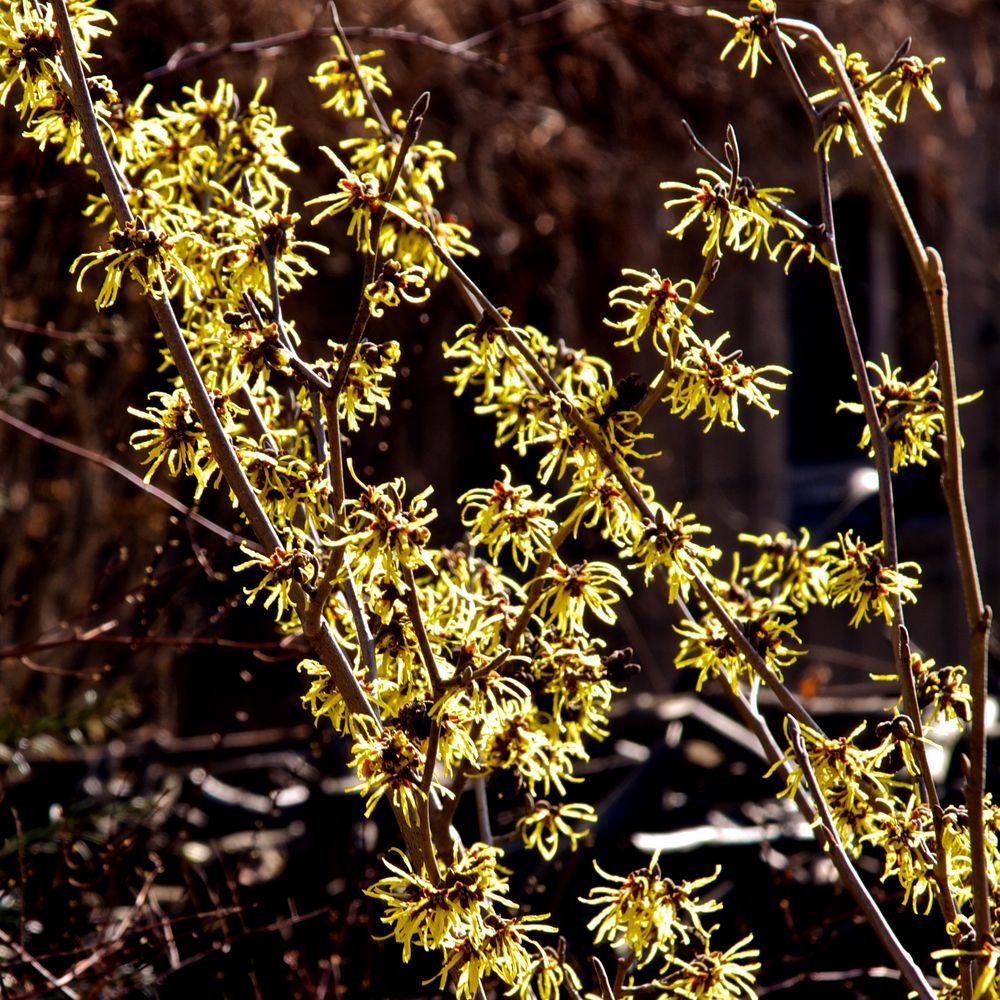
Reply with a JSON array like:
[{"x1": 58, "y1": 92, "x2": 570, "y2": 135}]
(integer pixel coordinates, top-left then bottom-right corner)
[
  {"x1": 827, "y1": 531, "x2": 921, "y2": 627},
  {"x1": 661, "y1": 167, "x2": 826, "y2": 271},
  {"x1": 707, "y1": 2, "x2": 785, "y2": 79},
  {"x1": 366, "y1": 844, "x2": 559, "y2": 1000},
  {"x1": 665, "y1": 332, "x2": 791, "y2": 432},
  {"x1": 584, "y1": 855, "x2": 760, "y2": 998},
  {"x1": 605, "y1": 268, "x2": 707, "y2": 357},
  {"x1": 775, "y1": 721, "x2": 903, "y2": 854},
  {"x1": 460, "y1": 467, "x2": 557, "y2": 571},
  {"x1": 1, "y1": 0, "x2": 115, "y2": 161},
  {"x1": 310, "y1": 36, "x2": 391, "y2": 118},
  {"x1": 335, "y1": 468, "x2": 437, "y2": 586},
  {"x1": 739, "y1": 528, "x2": 836, "y2": 610},
  {"x1": 838, "y1": 353, "x2": 980, "y2": 471},
  {"x1": 810, "y1": 45, "x2": 946, "y2": 158},
  {"x1": 307, "y1": 87, "x2": 474, "y2": 280},
  {"x1": 708, "y1": 5, "x2": 946, "y2": 159}
]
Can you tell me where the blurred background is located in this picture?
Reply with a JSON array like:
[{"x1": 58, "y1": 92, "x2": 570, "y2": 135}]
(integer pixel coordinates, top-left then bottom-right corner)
[{"x1": 1, "y1": 1, "x2": 998, "y2": 996}]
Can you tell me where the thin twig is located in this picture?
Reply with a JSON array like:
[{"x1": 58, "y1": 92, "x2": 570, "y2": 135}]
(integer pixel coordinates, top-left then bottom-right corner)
[
  {"x1": 0, "y1": 927, "x2": 81, "y2": 999},
  {"x1": 144, "y1": 23, "x2": 501, "y2": 82},
  {"x1": 403, "y1": 564, "x2": 444, "y2": 694},
  {"x1": 786, "y1": 719, "x2": 936, "y2": 1000},
  {"x1": 773, "y1": 16, "x2": 982, "y2": 961},
  {"x1": 474, "y1": 776, "x2": 493, "y2": 845},
  {"x1": 591, "y1": 956, "x2": 616, "y2": 1000},
  {"x1": 328, "y1": 0, "x2": 392, "y2": 137},
  {"x1": 326, "y1": 91, "x2": 430, "y2": 404},
  {"x1": 0, "y1": 407, "x2": 255, "y2": 550}
]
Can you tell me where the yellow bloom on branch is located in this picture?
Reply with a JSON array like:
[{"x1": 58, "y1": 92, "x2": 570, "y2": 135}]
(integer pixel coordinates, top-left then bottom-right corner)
[
  {"x1": 532, "y1": 559, "x2": 631, "y2": 633},
  {"x1": 516, "y1": 800, "x2": 596, "y2": 861},
  {"x1": 838, "y1": 352, "x2": 980, "y2": 472},
  {"x1": 310, "y1": 36, "x2": 391, "y2": 118},
  {"x1": 625, "y1": 500, "x2": 720, "y2": 599},
  {"x1": 666, "y1": 332, "x2": 790, "y2": 432},
  {"x1": 583, "y1": 854, "x2": 722, "y2": 966},
  {"x1": 827, "y1": 531, "x2": 921, "y2": 627},
  {"x1": 460, "y1": 466, "x2": 558, "y2": 571},
  {"x1": 707, "y1": 2, "x2": 783, "y2": 79}
]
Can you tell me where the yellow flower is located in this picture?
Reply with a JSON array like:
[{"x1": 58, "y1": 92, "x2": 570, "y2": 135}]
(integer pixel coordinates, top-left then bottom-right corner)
[
  {"x1": 675, "y1": 606, "x2": 802, "y2": 691},
  {"x1": 583, "y1": 854, "x2": 722, "y2": 966},
  {"x1": 127, "y1": 389, "x2": 202, "y2": 481},
  {"x1": 827, "y1": 531, "x2": 921, "y2": 627},
  {"x1": 625, "y1": 501, "x2": 720, "y2": 599},
  {"x1": 665, "y1": 332, "x2": 790, "y2": 432},
  {"x1": 882, "y1": 55, "x2": 945, "y2": 122},
  {"x1": 707, "y1": 3, "x2": 783, "y2": 79},
  {"x1": 364, "y1": 259, "x2": 430, "y2": 317},
  {"x1": 365, "y1": 842, "x2": 515, "y2": 961},
  {"x1": 837, "y1": 353, "x2": 980, "y2": 472},
  {"x1": 235, "y1": 542, "x2": 318, "y2": 620},
  {"x1": 661, "y1": 167, "x2": 804, "y2": 262},
  {"x1": 335, "y1": 466, "x2": 437, "y2": 585},
  {"x1": 516, "y1": 800, "x2": 596, "y2": 861},
  {"x1": 461, "y1": 467, "x2": 558, "y2": 572},
  {"x1": 310, "y1": 36, "x2": 391, "y2": 118},
  {"x1": 346, "y1": 713, "x2": 430, "y2": 825},
  {"x1": 532, "y1": 559, "x2": 631, "y2": 633},
  {"x1": 72, "y1": 219, "x2": 204, "y2": 307},
  {"x1": 308, "y1": 150, "x2": 382, "y2": 252},
  {"x1": 604, "y1": 268, "x2": 706, "y2": 357},
  {"x1": 739, "y1": 528, "x2": 836, "y2": 609},
  {"x1": 661, "y1": 933, "x2": 761, "y2": 999},
  {"x1": 772, "y1": 720, "x2": 899, "y2": 853}
]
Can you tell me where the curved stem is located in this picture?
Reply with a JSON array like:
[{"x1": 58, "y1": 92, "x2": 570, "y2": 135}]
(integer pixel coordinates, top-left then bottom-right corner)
[
  {"x1": 769, "y1": 19, "x2": 966, "y2": 949},
  {"x1": 787, "y1": 720, "x2": 936, "y2": 1000}
]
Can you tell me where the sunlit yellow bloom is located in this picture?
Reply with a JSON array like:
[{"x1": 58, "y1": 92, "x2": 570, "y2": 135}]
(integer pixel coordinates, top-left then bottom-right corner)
[
  {"x1": 436, "y1": 914, "x2": 556, "y2": 1000},
  {"x1": 72, "y1": 218, "x2": 205, "y2": 307},
  {"x1": 707, "y1": 2, "x2": 784, "y2": 79},
  {"x1": 309, "y1": 150, "x2": 382, "y2": 251},
  {"x1": 235, "y1": 541, "x2": 318, "y2": 619},
  {"x1": 882, "y1": 55, "x2": 945, "y2": 122},
  {"x1": 772, "y1": 720, "x2": 899, "y2": 853},
  {"x1": 326, "y1": 338, "x2": 400, "y2": 432},
  {"x1": 739, "y1": 528, "x2": 836, "y2": 610},
  {"x1": 365, "y1": 842, "x2": 515, "y2": 961},
  {"x1": 665, "y1": 332, "x2": 790, "y2": 432},
  {"x1": 661, "y1": 933, "x2": 761, "y2": 999},
  {"x1": 311, "y1": 36, "x2": 391, "y2": 118},
  {"x1": 365, "y1": 259, "x2": 430, "y2": 317},
  {"x1": 127, "y1": 389, "x2": 202, "y2": 482},
  {"x1": 909, "y1": 654, "x2": 972, "y2": 724},
  {"x1": 460, "y1": 467, "x2": 557, "y2": 571},
  {"x1": 532, "y1": 559, "x2": 631, "y2": 633},
  {"x1": 604, "y1": 268, "x2": 705, "y2": 358},
  {"x1": 838, "y1": 353, "x2": 980, "y2": 471},
  {"x1": 661, "y1": 167, "x2": 804, "y2": 262},
  {"x1": 583, "y1": 854, "x2": 722, "y2": 966},
  {"x1": 675, "y1": 605, "x2": 802, "y2": 691},
  {"x1": 862, "y1": 793, "x2": 938, "y2": 914},
  {"x1": 827, "y1": 531, "x2": 921, "y2": 627},
  {"x1": 335, "y1": 466, "x2": 437, "y2": 585},
  {"x1": 516, "y1": 800, "x2": 596, "y2": 861},
  {"x1": 507, "y1": 945, "x2": 582, "y2": 1000},
  {"x1": 346, "y1": 713, "x2": 431, "y2": 825},
  {"x1": 625, "y1": 501, "x2": 720, "y2": 600}
]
